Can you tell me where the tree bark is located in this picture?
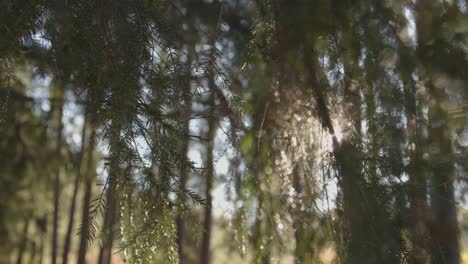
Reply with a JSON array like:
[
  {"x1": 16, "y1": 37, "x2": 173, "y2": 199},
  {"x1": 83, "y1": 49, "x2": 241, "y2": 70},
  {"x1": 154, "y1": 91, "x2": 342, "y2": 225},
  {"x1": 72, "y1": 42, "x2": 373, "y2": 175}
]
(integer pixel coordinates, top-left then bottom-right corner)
[
  {"x1": 292, "y1": 163, "x2": 306, "y2": 264},
  {"x1": 77, "y1": 126, "x2": 97, "y2": 264},
  {"x1": 176, "y1": 49, "x2": 192, "y2": 264},
  {"x1": 77, "y1": 177, "x2": 92, "y2": 264},
  {"x1": 52, "y1": 166, "x2": 61, "y2": 264},
  {"x1": 341, "y1": 39, "x2": 365, "y2": 262},
  {"x1": 51, "y1": 81, "x2": 65, "y2": 264},
  {"x1": 15, "y1": 219, "x2": 30, "y2": 264},
  {"x1": 403, "y1": 74, "x2": 430, "y2": 263},
  {"x1": 98, "y1": 120, "x2": 121, "y2": 264},
  {"x1": 176, "y1": 136, "x2": 189, "y2": 264},
  {"x1": 415, "y1": 0, "x2": 460, "y2": 262},
  {"x1": 428, "y1": 93, "x2": 460, "y2": 264},
  {"x1": 62, "y1": 166, "x2": 80, "y2": 264},
  {"x1": 28, "y1": 241, "x2": 37, "y2": 264},
  {"x1": 98, "y1": 182, "x2": 117, "y2": 264},
  {"x1": 36, "y1": 216, "x2": 46, "y2": 264},
  {"x1": 62, "y1": 117, "x2": 88, "y2": 264},
  {"x1": 38, "y1": 239, "x2": 44, "y2": 264},
  {"x1": 200, "y1": 73, "x2": 216, "y2": 264},
  {"x1": 303, "y1": 44, "x2": 365, "y2": 263}
]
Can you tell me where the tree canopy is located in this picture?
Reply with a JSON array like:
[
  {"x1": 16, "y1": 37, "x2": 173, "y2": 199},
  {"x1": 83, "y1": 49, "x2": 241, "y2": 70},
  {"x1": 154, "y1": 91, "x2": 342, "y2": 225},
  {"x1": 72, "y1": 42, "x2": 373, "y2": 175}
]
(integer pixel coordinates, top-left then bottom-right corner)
[{"x1": 0, "y1": 0, "x2": 467, "y2": 263}]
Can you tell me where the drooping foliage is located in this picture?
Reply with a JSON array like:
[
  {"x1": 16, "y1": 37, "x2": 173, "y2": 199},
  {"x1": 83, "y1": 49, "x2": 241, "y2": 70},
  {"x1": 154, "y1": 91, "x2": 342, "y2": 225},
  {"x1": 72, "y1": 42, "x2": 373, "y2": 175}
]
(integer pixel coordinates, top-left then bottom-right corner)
[{"x1": 0, "y1": 0, "x2": 466, "y2": 264}]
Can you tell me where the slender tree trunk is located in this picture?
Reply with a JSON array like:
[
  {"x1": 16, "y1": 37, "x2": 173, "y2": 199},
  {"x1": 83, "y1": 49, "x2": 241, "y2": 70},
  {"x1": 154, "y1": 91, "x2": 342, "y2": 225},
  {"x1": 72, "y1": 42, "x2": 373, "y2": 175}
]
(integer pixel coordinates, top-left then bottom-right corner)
[
  {"x1": 403, "y1": 75, "x2": 430, "y2": 263},
  {"x1": 52, "y1": 82, "x2": 65, "y2": 264},
  {"x1": 37, "y1": 216, "x2": 46, "y2": 264},
  {"x1": 29, "y1": 241, "x2": 37, "y2": 264},
  {"x1": 428, "y1": 95, "x2": 460, "y2": 264},
  {"x1": 292, "y1": 163, "x2": 305, "y2": 264},
  {"x1": 15, "y1": 219, "x2": 30, "y2": 264},
  {"x1": 77, "y1": 126, "x2": 97, "y2": 264},
  {"x1": 98, "y1": 184, "x2": 117, "y2": 264},
  {"x1": 38, "y1": 239, "x2": 44, "y2": 264},
  {"x1": 250, "y1": 111, "x2": 271, "y2": 264},
  {"x1": 77, "y1": 177, "x2": 92, "y2": 264},
  {"x1": 303, "y1": 45, "x2": 365, "y2": 263},
  {"x1": 98, "y1": 121, "x2": 121, "y2": 264},
  {"x1": 394, "y1": 19, "x2": 427, "y2": 260},
  {"x1": 62, "y1": 169, "x2": 80, "y2": 264},
  {"x1": 415, "y1": 1, "x2": 460, "y2": 262},
  {"x1": 52, "y1": 170, "x2": 60, "y2": 264},
  {"x1": 121, "y1": 189, "x2": 135, "y2": 262},
  {"x1": 341, "y1": 51, "x2": 364, "y2": 264},
  {"x1": 176, "y1": 137, "x2": 189, "y2": 264},
  {"x1": 200, "y1": 77, "x2": 216, "y2": 264},
  {"x1": 62, "y1": 118, "x2": 88, "y2": 264},
  {"x1": 251, "y1": 185, "x2": 271, "y2": 264},
  {"x1": 38, "y1": 241, "x2": 44, "y2": 264},
  {"x1": 176, "y1": 50, "x2": 192, "y2": 264}
]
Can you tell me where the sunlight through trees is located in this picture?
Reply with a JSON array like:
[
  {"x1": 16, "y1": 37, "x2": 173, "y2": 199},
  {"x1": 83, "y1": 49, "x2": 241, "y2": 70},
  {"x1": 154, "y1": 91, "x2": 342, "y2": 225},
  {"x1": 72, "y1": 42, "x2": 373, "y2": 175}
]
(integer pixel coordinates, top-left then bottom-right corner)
[{"x1": 0, "y1": 0, "x2": 467, "y2": 263}]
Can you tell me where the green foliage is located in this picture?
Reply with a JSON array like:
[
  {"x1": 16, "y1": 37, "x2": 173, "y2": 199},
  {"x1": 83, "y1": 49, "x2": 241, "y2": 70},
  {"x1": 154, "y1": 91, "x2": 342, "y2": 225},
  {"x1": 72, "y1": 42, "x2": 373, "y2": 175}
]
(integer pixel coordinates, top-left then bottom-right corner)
[{"x1": 0, "y1": 0, "x2": 467, "y2": 263}]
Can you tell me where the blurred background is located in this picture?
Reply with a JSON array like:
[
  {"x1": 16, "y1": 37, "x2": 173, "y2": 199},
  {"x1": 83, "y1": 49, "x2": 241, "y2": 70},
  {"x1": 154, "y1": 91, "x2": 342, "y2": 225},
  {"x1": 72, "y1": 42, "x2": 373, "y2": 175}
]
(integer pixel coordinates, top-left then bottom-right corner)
[{"x1": 0, "y1": 0, "x2": 467, "y2": 263}]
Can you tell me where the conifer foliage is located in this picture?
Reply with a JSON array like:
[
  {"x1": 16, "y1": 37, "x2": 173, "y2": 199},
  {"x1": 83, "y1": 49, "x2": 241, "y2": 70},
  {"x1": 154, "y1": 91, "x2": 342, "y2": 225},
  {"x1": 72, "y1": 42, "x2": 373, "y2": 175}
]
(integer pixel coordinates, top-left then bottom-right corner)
[{"x1": 0, "y1": 0, "x2": 466, "y2": 263}]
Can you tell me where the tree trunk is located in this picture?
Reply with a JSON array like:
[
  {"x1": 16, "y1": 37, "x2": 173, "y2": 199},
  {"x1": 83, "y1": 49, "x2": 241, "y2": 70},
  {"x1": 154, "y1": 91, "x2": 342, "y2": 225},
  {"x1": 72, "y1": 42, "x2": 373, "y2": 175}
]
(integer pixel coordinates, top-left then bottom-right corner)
[
  {"x1": 250, "y1": 102, "x2": 272, "y2": 264},
  {"x1": 52, "y1": 168, "x2": 61, "y2": 264},
  {"x1": 403, "y1": 74, "x2": 430, "y2": 263},
  {"x1": 98, "y1": 183, "x2": 117, "y2": 264},
  {"x1": 36, "y1": 216, "x2": 46, "y2": 264},
  {"x1": 292, "y1": 163, "x2": 306, "y2": 264},
  {"x1": 252, "y1": 194, "x2": 270, "y2": 264},
  {"x1": 15, "y1": 219, "x2": 30, "y2": 264},
  {"x1": 428, "y1": 94, "x2": 460, "y2": 264},
  {"x1": 415, "y1": 0, "x2": 460, "y2": 262},
  {"x1": 176, "y1": 138, "x2": 189, "y2": 264},
  {"x1": 340, "y1": 41, "x2": 364, "y2": 262},
  {"x1": 77, "y1": 177, "x2": 92, "y2": 264},
  {"x1": 200, "y1": 77, "x2": 216, "y2": 264},
  {"x1": 38, "y1": 239, "x2": 44, "y2": 264},
  {"x1": 303, "y1": 44, "x2": 365, "y2": 263},
  {"x1": 77, "y1": 126, "x2": 97, "y2": 264},
  {"x1": 28, "y1": 241, "x2": 37, "y2": 264},
  {"x1": 51, "y1": 81, "x2": 65, "y2": 264},
  {"x1": 98, "y1": 120, "x2": 121, "y2": 264},
  {"x1": 176, "y1": 50, "x2": 192, "y2": 264},
  {"x1": 38, "y1": 240, "x2": 44, "y2": 264},
  {"x1": 62, "y1": 117, "x2": 88, "y2": 264},
  {"x1": 62, "y1": 167, "x2": 80, "y2": 264}
]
